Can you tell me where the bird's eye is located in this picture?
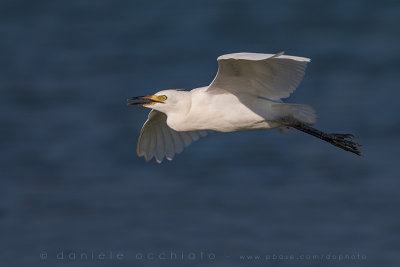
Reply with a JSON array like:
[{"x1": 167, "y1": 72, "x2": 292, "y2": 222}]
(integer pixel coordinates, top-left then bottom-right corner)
[{"x1": 158, "y1": 95, "x2": 167, "y2": 101}]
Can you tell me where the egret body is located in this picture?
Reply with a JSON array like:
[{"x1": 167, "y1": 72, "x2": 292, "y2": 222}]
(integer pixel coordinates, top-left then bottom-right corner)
[{"x1": 128, "y1": 52, "x2": 361, "y2": 163}]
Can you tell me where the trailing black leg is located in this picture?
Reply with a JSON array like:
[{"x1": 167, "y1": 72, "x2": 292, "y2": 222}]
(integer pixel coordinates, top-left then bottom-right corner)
[{"x1": 280, "y1": 117, "x2": 362, "y2": 156}]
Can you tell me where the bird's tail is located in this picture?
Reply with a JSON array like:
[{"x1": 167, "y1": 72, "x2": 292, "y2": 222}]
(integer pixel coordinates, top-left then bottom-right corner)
[{"x1": 273, "y1": 103, "x2": 317, "y2": 126}]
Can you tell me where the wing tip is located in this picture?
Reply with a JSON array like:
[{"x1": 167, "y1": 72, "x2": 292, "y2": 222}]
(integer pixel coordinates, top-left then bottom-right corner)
[{"x1": 217, "y1": 52, "x2": 311, "y2": 62}]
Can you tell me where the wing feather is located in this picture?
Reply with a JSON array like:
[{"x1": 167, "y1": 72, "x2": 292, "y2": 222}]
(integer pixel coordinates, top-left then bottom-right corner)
[
  {"x1": 170, "y1": 131, "x2": 184, "y2": 154},
  {"x1": 137, "y1": 110, "x2": 208, "y2": 163},
  {"x1": 160, "y1": 124, "x2": 175, "y2": 161},
  {"x1": 188, "y1": 131, "x2": 200, "y2": 141},
  {"x1": 207, "y1": 52, "x2": 310, "y2": 100},
  {"x1": 180, "y1": 132, "x2": 192, "y2": 146},
  {"x1": 146, "y1": 130, "x2": 156, "y2": 162},
  {"x1": 154, "y1": 125, "x2": 164, "y2": 163}
]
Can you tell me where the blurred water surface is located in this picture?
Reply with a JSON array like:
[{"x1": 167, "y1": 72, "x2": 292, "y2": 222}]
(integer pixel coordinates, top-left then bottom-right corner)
[{"x1": 0, "y1": 0, "x2": 399, "y2": 266}]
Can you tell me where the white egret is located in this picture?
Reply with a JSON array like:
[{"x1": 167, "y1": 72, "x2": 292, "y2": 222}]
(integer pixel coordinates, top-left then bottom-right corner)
[{"x1": 128, "y1": 52, "x2": 362, "y2": 163}]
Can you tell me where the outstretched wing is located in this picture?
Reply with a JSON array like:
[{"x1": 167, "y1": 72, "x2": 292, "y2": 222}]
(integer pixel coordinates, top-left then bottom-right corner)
[
  {"x1": 137, "y1": 110, "x2": 208, "y2": 163},
  {"x1": 207, "y1": 52, "x2": 310, "y2": 100}
]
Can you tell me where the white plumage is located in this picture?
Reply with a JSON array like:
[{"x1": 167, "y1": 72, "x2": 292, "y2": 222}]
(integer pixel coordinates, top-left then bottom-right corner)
[
  {"x1": 210, "y1": 52, "x2": 310, "y2": 100},
  {"x1": 128, "y1": 52, "x2": 361, "y2": 163},
  {"x1": 137, "y1": 110, "x2": 208, "y2": 162}
]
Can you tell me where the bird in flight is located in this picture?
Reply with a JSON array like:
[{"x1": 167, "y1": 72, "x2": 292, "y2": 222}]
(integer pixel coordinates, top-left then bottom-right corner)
[{"x1": 127, "y1": 52, "x2": 362, "y2": 163}]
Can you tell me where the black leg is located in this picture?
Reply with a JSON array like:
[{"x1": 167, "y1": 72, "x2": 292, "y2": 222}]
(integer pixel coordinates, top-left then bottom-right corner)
[{"x1": 280, "y1": 117, "x2": 362, "y2": 156}]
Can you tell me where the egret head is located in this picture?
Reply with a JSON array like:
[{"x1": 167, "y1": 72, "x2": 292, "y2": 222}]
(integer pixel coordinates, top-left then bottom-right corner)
[{"x1": 127, "y1": 89, "x2": 190, "y2": 114}]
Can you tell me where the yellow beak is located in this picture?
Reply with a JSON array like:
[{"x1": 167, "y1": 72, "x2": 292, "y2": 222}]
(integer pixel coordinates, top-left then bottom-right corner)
[{"x1": 127, "y1": 95, "x2": 164, "y2": 106}]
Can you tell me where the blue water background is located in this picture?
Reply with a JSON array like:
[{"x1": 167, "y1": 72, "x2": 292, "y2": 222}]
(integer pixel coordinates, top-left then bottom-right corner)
[{"x1": 0, "y1": 0, "x2": 399, "y2": 266}]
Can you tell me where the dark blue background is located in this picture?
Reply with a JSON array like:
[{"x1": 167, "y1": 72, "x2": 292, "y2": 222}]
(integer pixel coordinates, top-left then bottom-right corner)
[{"x1": 1, "y1": 0, "x2": 399, "y2": 266}]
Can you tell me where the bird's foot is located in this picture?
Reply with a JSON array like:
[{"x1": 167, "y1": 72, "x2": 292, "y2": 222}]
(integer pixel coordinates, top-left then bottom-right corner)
[{"x1": 327, "y1": 133, "x2": 362, "y2": 156}]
